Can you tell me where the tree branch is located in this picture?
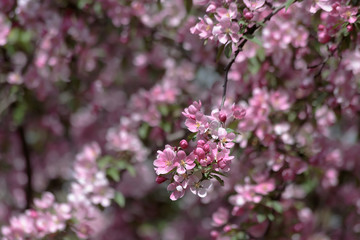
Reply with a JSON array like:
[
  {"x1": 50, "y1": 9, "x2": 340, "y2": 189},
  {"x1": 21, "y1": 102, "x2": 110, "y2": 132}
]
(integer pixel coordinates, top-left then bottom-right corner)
[
  {"x1": 18, "y1": 125, "x2": 33, "y2": 209},
  {"x1": 220, "y1": 4, "x2": 288, "y2": 110}
]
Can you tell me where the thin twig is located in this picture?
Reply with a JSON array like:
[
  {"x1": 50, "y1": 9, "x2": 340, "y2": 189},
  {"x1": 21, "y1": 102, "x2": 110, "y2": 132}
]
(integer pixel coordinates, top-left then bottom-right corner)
[{"x1": 220, "y1": 4, "x2": 287, "y2": 110}]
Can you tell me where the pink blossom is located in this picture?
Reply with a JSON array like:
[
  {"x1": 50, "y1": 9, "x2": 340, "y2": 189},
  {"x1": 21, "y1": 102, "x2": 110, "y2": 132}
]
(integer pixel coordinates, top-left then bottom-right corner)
[
  {"x1": 339, "y1": 6, "x2": 358, "y2": 24},
  {"x1": 217, "y1": 127, "x2": 236, "y2": 149},
  {"x1": 253, "y1": 179, "x2": 276, "y2": 195},
  {"x1": 185, "y1": 112, "x2": 208, "y2": 133},
  {"x1": 7, "y1": 72, "x2": 23, "y2": 85},
  {"x1": 182, "y1": 101, "x2": 202, "y2": 119},
  {"x1": 269, "y1": 91, "x2": 291, "y2": 111},
  {"x1": 212, "y1": 207, "x2": 229, "y2": 227},
  {"x1": 188, "y1": 171, "x2": 212, "y2": 198},
  {"x1": 243, "y1": 0, "x2": 265, "y2": 11},
  {"x1": 167, "y1": 181, "x2": 186, "y2": 201},
  {"x1": 190, "y1": 15, "x2": 215, "y2": 40},
  {"x1": 212, "y1": 20, "x2": 240, "y2": 44},
  {"x1": 0, "y1": 14, "x2": 10, "y2": 46},
  {"x1": 215, "y1": 3, "x2": 238, "y2": 22},
  {"x1": 175, "y1": 151, "x2": 196, "y2": 174},
  {"x1": 232, "y1": 105, "x2": 246, "y2": 120},
  {"x1": 310, "y1": 0, "x2": 333, "y2": 13},
  {"x1": 34, "y1": 192, "x2": 55, "y2": 209},
  {"x1": 154, "y1": 147, "x2": 177, "y2": 175}
]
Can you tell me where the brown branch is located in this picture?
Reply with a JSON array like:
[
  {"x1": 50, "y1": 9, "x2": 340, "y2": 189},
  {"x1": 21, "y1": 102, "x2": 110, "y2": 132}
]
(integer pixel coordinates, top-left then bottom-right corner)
[
  {"x1": 220, "y1": 4, "x2": 288, "y2": 109},
  {"x1": 18, "y1": 125, "x2": 33, "y2": 209}
]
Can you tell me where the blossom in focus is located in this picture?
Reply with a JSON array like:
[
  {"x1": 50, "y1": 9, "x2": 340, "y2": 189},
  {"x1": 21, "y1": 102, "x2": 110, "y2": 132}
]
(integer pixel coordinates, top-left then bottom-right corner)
[
  {"x1": 212, "y1": 20, "x2": 241, "y2": 44},
  {"x1": 154, "y1": 147, "x2": 177, "y2": 175},
  {"x1": 188, "y1": 171, "x2": 213, "y2": 198}
]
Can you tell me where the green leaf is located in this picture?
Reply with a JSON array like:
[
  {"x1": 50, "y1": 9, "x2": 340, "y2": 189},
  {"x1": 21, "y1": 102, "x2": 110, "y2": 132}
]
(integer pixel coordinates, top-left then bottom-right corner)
[
  {"x1": 285, "y1": 0, "x2": 296, "y2": 10},
  {"x1": 212, "y1": 170, "x2": 227, "y2": 177},
  {"x1": 13, "y1": 102, "x2": 27, "y2": 126},
  {"x1": 161, "y1": 121, "x2": 171, "y2": 133},
  {"x1": 216, "y1": 44, "x2": 225, "y2": 63},
  {"x1": 224, "y1": 42, "x2": 232, "y2": 58},
  {"x1": 257, "y1": 47, "x2": 266, "y2": 62},
  {"x1": 107, "y1": 167, "x2": 120, "y2": 182},
  {"x1": 267, "y1": 213, "x2": 275, "y2": 221},
  {"x1": 242, "y1": 35, "x2": 262, "y2": 46},
  {"x1": 97, "y1": 156, "x2": 113, "y2": 170},
  {"x1": 126, "y1": 165, "x2": 136, "y2": 177},
  {"x1": 257, "y1": 214, "x2": 267, "y2": 223},
  {"x1": 114, "y1": 192, "x2": 125, "y2": 207},
  {"x1": 187, "y1": 132, "x2": 197, "y2": 141},
  {"x1": 185, "y1": 0, "x2": 192, "y2": 13},
  {"x1": 248, "y1": 57, "x2": 260, "y2": 74},
  {"x1": 212, "y1": 174, "x2": 224, "y2": 186},
  {"x1": 158, "y1": 105, "x2": 169, "y2": 116},
  {"x1": 226, "y1": 128, "x2": 236, "y2": 133},
  {"x1": 116, "y1": 160, "x2": 127, "y2": 170},
  {"x1": 138, "y1": 123, "x2": 150, "y2": 139},
  {"x1": 272, "y1": 201, "x2": 283, "y2": 213},
  {"x1": 288, "y1": 112, "x2": 297, "y2": 122}
]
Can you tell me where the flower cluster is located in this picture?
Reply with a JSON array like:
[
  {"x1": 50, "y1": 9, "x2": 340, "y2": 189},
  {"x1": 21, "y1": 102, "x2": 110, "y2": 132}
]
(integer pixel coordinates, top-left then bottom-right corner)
[
  {"x1": 1, "y1": 143, "x2": 114, "y2": 239},
  {"x1": 1, "y1": 193, "x2": 71, "y2": 240},
  {"x1": 191, "y1": 1, "x2": 245, "y2": 44},
  {"x1": 154, "y1": 101, "x2": 246, "y2": 200}
]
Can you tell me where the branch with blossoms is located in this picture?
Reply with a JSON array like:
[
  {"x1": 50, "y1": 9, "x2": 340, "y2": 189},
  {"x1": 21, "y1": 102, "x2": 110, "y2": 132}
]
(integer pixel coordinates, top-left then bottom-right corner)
[
  {"x1": 220, "y1": 2, "x2": 293, "y2": 109},
  {"x1": 154, "y1": 101, "x2": 246, "y2": 201}
]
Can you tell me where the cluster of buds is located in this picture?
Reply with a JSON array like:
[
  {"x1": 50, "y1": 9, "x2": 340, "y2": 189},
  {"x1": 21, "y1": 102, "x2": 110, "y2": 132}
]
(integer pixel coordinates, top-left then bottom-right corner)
[{"x1": 154, "y1": 101, "x2": 246, "y2": 200}]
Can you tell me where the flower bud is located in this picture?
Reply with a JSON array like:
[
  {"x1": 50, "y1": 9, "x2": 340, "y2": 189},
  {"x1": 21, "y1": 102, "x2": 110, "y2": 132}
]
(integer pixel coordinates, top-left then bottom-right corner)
[
  {"x1": 197, "y1": 140, "x2": 205, "y2": 147},
  {"x1": 244, "y1": 12, "x2": 254, "y2": 20},
  {"x1": 219, "y1": 112, "x2": 227, "y2": 122},
  {"x1": 318, "y1": 24, "x2": 325, "y2": 31},
  {"x1": 347, "y1": 24, "x2": 353, "y2": 32},
  {"x1": 195, "y1": 147, "x2": 205, "y2": 159},
  {"x1": 179, "y1": 139, "x2": 188, "y2": 149},
  {"x1": 203, "y1": 143, "x2": 210, "y2": 152},
  {"x1": 156, "y1": 176, "x2": 167, "y2": 184}
]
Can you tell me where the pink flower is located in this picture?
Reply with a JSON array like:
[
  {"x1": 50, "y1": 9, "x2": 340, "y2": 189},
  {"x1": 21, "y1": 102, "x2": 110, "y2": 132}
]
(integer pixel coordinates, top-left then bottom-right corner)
[
  {"x1": 269, "y1": 91, "x2": 291, "y2": 111},
  {"x1": 74, "y1": 223, "x2": 93, "y2": 239},
  {"x1": 175, "y1": 151, "x2": 196, "y2": 174},
  {"x1": 0, "y1": 14, "x2": 10, "y2": 46},
  {"x1": 167, "y1": 181, "x2": 186, "y2": 201},
  {"x1": 154, "y1": 147, "x2": 177, "y2": 175},
  {"x1": 212, "y1": 20, "x2": 240, "y2": 44},
  {"x1": 310, "y1": 0, "x2": 332, "y2": 13},
  {"x1": 185, "y1": 112, "x2": 208, "y2": 133},
  {"x1": 7, "y1": 72, "x2": 23, "y2": 85},
  {"x1": 217, "y1": 127, "x2": 236, "y2": 149},
  {"x1": 243, "y1": 0, "x2": 265, "y2": 11},
  {"x1": 190, "y1": 15, "x2": 215, "y2": 40},
  {"x1": 34, "y1": 192, "x2": 55, "y2": 210},
  {"x1": 182, "y1": 101, "x2": 202, "y2": 120},
  {"x1": 212, "y1": 207, "x2": 229, "y2": 227},
  {"x1": 188, "y1": 171, "x2": 212, "y2": 198},
  {"x1": 214, "y1": 148, "x2": 234, "y2": 172},
  {"x1": 340, "y1": 6, "x2": 358, "y2": 24},
  {"x1": 253, "y1": 179, "x2": 276, "y2": 195},
  {"x1": 268, "y1": 154, "x2": 285, "y2": 172},
  {"x1": 232, "y1": 105, "x2": 246, "y2": 119},
  {"x1": 90, "y1": 173, "x2": 114, "y2": 207},
  {"x1": 215, "y1": 3, "x2": 238, "y2": 22}
]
